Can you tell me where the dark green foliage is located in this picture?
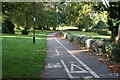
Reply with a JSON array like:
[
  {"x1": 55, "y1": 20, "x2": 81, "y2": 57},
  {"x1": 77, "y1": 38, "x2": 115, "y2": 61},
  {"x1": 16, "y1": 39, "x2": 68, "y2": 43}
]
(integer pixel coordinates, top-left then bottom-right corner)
[
  {"x1": 96, "y1": 29, "x2": 111, "y2": 36},
  {"x1": 105, "y1": 43, "x2": 120, "y2": 62},
  {"x1": 21, "y1": 30, "x2": 29, "y2": 35},
  {"x1": 69, "y1": 34, "x2": 74, "y2": 42},
  {"x1": 97, "y1": 31, "x2": 108, "y2": 36},
  {"x1": 44, "y1": 10, "x2": 59, "y2": 28},
  {"x1": 2, "y1": 20, "x2": 15, "y2": 34},
  {"x1": 2, "y1": 2, "x2": 45, "y2": 30},
  {"x1": 35, "y1": 25, "x2": 43, "y2": 30},
  {"x1": 85, "y1": 29, "x2": 111, "y2": 36},
  {"x1": 93, "y1": 2, "x2": 120, "y2": 41},
  {"x1": 93, "y1": 20, "x2": 108, "y2": 29},
  {"x1": 108, "y1": 18, "x2": 120, "y2": 41},
  {"x1": 59, "y1": 31, "x2": 63, "y2": 36},
  {"x1": 85, "y1": 29, "x2": 94, "y2": 32}
]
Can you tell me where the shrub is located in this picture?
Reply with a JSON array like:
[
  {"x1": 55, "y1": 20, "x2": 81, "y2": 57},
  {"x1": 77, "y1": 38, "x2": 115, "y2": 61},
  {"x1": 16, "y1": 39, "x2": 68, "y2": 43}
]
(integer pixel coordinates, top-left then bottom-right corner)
[
  {"x1": 105, "y1": 43, "x2": 120, "y2": 62},
  {"x1": 21, "y1": 30, "x2": 29, "y2": 35},
  {"x1": 96, "y1": 29, "x2": 111, "y2": 36},
  {"x1": 78, "y1": 36, "x2": 88, "y2": 47},
  {"x1": 93, "y1": 20, "x2": 108, "y2": 29},
  {"x1": 73, "y1": 36, "x2": 80, "y2": 44},
  {"x1": 59, "y1": 31, "x2": 63, "y2": 36},
  {"x1": 2, "y1": 19, "x2": 15, "y2": 34},
  {"x1": 85, "y1": 29, "x2": 111, "y2": 36},
  {"x1": 67, "y1": 34, "x2": 74, "y2": 42},
  {"x1": 85, "y1": 29, "x2": 95, "y2": 32}
]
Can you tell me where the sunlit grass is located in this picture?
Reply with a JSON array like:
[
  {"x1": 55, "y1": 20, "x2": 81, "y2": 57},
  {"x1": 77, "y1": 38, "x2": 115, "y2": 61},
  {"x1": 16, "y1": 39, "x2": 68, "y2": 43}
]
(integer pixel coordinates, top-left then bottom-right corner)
[
  {"x1": 67, "y1": 31, "x2": 111, "y2": 39},
  {"x1": 1, "y1": 30, "x2": 53, "y2": 78},
  {"x1": 58, "y1": 26, "x2": 78, "y2": 30}
]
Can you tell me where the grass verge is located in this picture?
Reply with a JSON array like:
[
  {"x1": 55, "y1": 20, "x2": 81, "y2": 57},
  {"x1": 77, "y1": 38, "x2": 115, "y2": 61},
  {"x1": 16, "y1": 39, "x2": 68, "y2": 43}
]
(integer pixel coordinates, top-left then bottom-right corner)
[
  {"x1": 67, "y1": 31, "x2": 111, "y2": 39},
  {"x1": 1, "y1": 30, "x2": 52, "y2": 78}
]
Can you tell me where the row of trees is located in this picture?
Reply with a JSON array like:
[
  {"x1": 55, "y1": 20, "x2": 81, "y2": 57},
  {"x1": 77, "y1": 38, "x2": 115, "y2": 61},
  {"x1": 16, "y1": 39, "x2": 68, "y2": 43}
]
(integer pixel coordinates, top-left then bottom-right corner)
[
  {"x1": 2, "y1": 2, "x2": 120, "y2": 42},
  {"x1": 2, "y1": 2, "x2": 61, "y2": 34}
]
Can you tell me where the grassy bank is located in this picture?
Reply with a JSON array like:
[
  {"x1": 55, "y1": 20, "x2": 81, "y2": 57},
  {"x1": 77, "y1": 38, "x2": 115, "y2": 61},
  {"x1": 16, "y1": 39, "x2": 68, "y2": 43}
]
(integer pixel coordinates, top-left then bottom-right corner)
[
  {"x1": 67, "y1": 31, "x2": 111, "y2": 39},
  {"x1": 1, "y1": 30, "x2": 52, "y2": 78}
]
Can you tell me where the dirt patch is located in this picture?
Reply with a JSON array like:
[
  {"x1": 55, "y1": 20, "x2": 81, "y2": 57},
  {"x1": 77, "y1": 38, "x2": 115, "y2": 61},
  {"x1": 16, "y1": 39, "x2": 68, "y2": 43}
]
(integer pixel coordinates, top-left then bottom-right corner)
[{"x1": 55, "y1": 32, "x2": 63, "y2": 39}]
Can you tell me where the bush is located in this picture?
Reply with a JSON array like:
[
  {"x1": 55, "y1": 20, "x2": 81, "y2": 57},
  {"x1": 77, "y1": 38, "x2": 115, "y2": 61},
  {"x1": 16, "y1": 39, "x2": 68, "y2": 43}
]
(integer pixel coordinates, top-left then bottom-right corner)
[
  {"x1": 67, "y1": 34, "x2": 74, "y2": 42},
  {"x1": 93, "y1": 20, "x2": 108, "y2": 29},
  {"x1": 73, "y1": 36, "x2": 80, "y2": 44},
  {"x1": 85, "y1": 29, "x2": 111, "y2": 36},
  {"x1": 21, "y1": 30, "x2": 29, "y2": 35},
  {"x1": 85, "y1": 29, "x2": 95, "y2": 32},
  {"x1": 78, "y1": 36, "x2": 89, "y2": 47},
  {"x1": 105, "y1": 43, "x2": 120, "y2": 62},
  {"x1": 59, "y1": 31, "x2": 63, "y2": 36},
  {"x1": 2, "y1": 19, "x2": 15, "y2": 34},
  {"x1": 96, "y1": 29, "x2": 111, "y2": 36}
]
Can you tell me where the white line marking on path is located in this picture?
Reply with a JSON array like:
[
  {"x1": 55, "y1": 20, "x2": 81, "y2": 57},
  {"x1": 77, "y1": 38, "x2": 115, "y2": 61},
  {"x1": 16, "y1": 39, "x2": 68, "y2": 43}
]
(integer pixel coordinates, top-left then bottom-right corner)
[
  {"x1": 60, "y1": 60, "x2": 74, "y2": 79},
  {"x1": 55, "y1": 48, "x2": 60, "y2": 55},
  {"x1": 82, "y1": 76, "x2": 93, "y2": 79},
  {"x1": 54, "y1": 37, "x2": 100, "y2": 78},
  {"x1": 71, "y1": 63, "x2": 88, "y2": 73},
  {"x1": 46, "y1": 63, "x2": 62, "y2": 69}
]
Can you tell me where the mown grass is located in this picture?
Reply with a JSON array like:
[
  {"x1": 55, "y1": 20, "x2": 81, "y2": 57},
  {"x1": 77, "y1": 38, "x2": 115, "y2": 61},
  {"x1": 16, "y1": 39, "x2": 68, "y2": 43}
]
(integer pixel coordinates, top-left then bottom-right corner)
[
  {"x1": 58, "y1": 26, "x2": 78, "y2": 30},
  {"x1": 67, "y1": 31, "x2": 111, "y2": 39},
  {"x1": 1, "y1": 30, "x2": 53, "y2": 78}
]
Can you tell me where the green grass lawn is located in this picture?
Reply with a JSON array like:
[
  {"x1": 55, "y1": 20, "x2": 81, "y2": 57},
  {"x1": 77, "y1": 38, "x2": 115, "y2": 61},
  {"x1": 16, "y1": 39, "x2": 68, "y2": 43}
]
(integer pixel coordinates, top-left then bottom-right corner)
[
  {"x1": 1, "y1": 30, "x2": 53, "y2": 78},
  {"x1": 58, "y1": 26, "x2": 78, "y2": 30},
  {"x1": 67, "y1": 31, "x2": 111, "y2": 39}
]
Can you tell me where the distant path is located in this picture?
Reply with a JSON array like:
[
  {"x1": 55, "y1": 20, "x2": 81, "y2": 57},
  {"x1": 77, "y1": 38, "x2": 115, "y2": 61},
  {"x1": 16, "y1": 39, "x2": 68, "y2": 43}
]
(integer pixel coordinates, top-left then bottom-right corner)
[{"x1": 42, "y1": 32, "x2": 118, "y2": 79}]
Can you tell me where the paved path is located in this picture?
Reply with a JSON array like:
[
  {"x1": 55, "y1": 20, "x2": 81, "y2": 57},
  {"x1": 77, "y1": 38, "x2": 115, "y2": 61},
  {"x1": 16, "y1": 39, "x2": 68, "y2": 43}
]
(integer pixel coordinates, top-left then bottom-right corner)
[{"x1": 42, "y1": 32, "x2": 118, "y2": 79}]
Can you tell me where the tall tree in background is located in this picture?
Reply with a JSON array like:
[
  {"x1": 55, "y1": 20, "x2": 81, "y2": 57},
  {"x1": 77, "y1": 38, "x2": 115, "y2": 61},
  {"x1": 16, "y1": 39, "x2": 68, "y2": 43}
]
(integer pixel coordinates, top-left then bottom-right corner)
[
  {"x1": 57, "y1": 2, "x2": 67, "y2": 27},
  {"x1": 43, "y1": 2, "x2": 59, "y2": 30},
  {"x1": 2, "y1": 2, "x2": 45, "y2": 34},
  {"x1": 66, "y1": 2, "x2": 93, "y2": 29},
  {"x1": 93, "y1": 2, "x2": 120, "y2": 42}
]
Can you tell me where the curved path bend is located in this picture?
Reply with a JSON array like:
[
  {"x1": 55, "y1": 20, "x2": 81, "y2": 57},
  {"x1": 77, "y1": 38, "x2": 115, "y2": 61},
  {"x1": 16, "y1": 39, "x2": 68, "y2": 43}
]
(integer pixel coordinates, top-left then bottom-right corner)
[{"x1": 42, "y1": 32, "x2": 118, "y2": 79}]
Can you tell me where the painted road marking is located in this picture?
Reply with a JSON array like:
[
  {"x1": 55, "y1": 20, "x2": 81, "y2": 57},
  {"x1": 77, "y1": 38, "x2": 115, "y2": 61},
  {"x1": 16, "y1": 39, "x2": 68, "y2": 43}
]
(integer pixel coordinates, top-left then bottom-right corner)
[
  {"x1": 71, "y1": 63, "x2": 88, "y2": 73},
  {"x1": 55, "y1": 48, "x2": 60, "y2": 55},
  {"x1": 82, "y1": 76, "x2": 93, "y2": 79},
  {"x1": 54, "y1": 37, "x2": 100, "y2": 78},
  {"x1": 61, "y1": 60, "x2": 74, "y2": 79},
  {"x1": 56, "y1": 49, "x2": 88, "y2": 74},
  {"x1": 46, "y1": 63, "x2": 62, "y2": 69}
]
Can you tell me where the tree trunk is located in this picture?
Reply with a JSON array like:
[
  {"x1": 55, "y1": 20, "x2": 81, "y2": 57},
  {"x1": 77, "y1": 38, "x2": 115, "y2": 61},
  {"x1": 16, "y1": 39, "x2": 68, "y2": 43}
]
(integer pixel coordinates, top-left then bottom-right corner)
[
  {"x1": 53, "y1": 26, "x2": 56, "y2": 30},
  {"x1": 115, "y1": 24, "x2": 120, "y2": 43},
  {"x1": 78, "y1": 25, "x2": 81, "y2": 29},
  {"x1": 25, "y1": 12, "x2": 28, "y2": 31}
]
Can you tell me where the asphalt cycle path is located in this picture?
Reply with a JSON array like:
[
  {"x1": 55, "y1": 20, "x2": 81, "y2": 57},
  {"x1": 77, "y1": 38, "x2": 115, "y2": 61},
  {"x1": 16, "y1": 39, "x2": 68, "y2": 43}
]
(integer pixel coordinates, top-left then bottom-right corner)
[{"x1": 42, "y1": 32, "x2": 118, "y2": 79}]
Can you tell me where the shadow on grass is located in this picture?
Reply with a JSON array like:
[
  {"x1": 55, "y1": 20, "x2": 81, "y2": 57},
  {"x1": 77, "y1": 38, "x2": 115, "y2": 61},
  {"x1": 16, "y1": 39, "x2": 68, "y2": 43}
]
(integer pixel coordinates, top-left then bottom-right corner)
[{"x1": 1, "y1": 33, "x2": 47, "y2": 40}]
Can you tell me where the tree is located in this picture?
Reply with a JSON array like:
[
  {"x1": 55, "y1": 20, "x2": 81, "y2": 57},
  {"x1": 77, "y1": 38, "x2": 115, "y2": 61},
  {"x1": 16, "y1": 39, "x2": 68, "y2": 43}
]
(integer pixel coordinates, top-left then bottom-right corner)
[
  {"x1": 115, "y1": 24, "x2": 120, "y2": 43},
  {"x1": 2, "y1": 19, "x2": 15, "y2": 34},
  {"x1": 93, "y1": 2, "x2": 120, "y2": 42},
  {"x1": 43, "y1": 2, "x2": 60, "y2": 30},
  {"x1": 2, "y1": 2, "x2": 16, "y2": 34},
  {"x1": 66, "y1": 2, "x2": 93, "y2": 29},
  {"x1": 57, "y1": 2, "x2": 67, "y2": 26},
  {"x1": 2, "y1": 2, "x2": 45, "y2": 34},
  {"x1": 44, "y1": 9, "x2": 59, "y2": 30}
]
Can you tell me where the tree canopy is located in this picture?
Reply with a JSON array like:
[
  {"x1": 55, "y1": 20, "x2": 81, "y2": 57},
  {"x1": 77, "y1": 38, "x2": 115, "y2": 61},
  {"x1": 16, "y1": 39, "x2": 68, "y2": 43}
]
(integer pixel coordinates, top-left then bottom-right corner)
[{"x1": 2, "y1": 2, "x2": 120, "y2": 42}]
